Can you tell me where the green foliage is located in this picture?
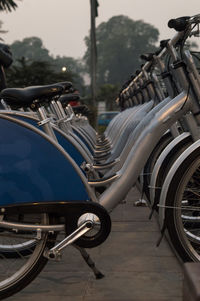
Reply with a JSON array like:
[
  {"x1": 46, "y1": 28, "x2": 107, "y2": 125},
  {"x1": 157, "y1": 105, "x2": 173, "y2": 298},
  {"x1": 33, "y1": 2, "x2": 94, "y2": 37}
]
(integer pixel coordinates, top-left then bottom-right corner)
[
  {"x1": 52, "y1": 55, "x2": 85, "y2": 93},
  {"x1": 97, "y1": 83, "x2": 119, "y2": 110},
  {"x1": 9, "y1": 37, "x2": 85, "y2": 92},
  {"x1": 0, "y1": 0, "x2": 18, "y2": 12},
  {"x1": 51, "y1": 55, "x2": 82, "y2": 73},
  {"x1": 4, "y1": 15, "x2": 160, "y2": 110},
  {"x1": 80, "y1": 84, "x2": 119, "y2": 128},
  {"x1": 84, "y1": 15, "x2": 159, "y2": 86},
  {"x1": 10, "y1": 37, "x2": 51, "y2": 63},
  {"x1": 6, "y1": 57, "x2": 74, "y2": 87}
]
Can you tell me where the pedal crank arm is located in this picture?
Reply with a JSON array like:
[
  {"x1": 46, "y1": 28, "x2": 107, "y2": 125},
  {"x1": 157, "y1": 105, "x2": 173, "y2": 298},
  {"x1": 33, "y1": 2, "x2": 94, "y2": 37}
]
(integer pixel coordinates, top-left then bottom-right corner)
[{"x1": 45, "y1": 220, "x2": 93, "y2": 260}]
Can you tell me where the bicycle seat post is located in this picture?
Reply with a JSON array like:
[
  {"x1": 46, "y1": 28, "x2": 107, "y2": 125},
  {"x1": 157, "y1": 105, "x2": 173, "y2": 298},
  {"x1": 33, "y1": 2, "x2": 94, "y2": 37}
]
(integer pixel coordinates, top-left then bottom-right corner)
[{"x1": 37, "y1": 105, "x2": 58, "y2": 141}]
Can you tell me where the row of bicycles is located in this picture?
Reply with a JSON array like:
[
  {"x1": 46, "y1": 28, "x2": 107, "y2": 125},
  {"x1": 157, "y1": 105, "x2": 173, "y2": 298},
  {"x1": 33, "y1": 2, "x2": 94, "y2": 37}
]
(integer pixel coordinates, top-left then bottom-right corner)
[
  {"x1": 118, "y1": 14, "x2": 200, "y2": 261},
  {"x1": 0, "y1": 13, "x2": 199, "y2": 299}
]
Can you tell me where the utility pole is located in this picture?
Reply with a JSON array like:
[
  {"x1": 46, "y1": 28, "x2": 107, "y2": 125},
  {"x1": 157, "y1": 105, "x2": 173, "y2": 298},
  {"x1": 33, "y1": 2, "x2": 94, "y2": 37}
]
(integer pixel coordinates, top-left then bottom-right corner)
[{"x1": 90, "y1": 0, "x2": 98, "y2": 128}]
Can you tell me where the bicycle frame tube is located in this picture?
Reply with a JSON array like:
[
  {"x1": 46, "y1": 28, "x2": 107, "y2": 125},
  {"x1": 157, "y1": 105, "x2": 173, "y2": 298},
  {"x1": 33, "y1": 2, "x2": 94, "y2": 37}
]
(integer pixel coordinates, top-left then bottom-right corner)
[{"x1": 99, "y1": 91, "x2": 191, "y2": 211}]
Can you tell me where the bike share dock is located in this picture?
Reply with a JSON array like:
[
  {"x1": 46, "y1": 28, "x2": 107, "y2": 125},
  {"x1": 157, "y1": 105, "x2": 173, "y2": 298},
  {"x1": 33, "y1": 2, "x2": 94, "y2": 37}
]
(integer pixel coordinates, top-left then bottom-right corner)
[{"x1": 8, "y1": 187, "x2": 182, "y2": 301}]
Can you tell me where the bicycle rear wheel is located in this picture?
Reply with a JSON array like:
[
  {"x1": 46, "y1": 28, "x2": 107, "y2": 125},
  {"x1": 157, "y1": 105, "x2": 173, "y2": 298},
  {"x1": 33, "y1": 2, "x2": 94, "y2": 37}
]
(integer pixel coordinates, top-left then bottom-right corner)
[{"x1": 0, "y1": 213, "x2": 54, "y2": 299}]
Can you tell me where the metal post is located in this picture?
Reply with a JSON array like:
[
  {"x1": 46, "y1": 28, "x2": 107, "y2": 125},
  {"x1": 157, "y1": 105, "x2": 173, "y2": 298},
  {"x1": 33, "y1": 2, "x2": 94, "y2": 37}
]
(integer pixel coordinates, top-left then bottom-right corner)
[{"x1": 90, "y1": 0, "x2": 98, "y2": 128}]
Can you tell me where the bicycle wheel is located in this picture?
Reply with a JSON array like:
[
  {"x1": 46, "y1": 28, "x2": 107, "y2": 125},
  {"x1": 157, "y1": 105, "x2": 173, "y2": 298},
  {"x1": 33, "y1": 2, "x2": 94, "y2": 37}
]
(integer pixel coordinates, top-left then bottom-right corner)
[
  {"x1": 164, "y1": 151, "x2": 200, "y2": 262},
  {"x1": 0, "y1": 214, "x2": 36, "y2": 258},
  {"x1": 0, "y1": 213, "x2": 55, "y2": 299},
  {"x1": 151, "y1": 135, "x2": 192, "y2": 211},
  {"x1": 142, "y1": 131, "x2": 173, "y2": 201}
]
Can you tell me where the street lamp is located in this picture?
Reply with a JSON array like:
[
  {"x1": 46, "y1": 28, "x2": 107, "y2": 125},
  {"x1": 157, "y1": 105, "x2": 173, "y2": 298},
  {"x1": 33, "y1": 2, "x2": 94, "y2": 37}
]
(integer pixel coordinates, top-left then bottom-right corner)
[{"x1": 62, "y1": 66, "x2": 67, "y2": 72}]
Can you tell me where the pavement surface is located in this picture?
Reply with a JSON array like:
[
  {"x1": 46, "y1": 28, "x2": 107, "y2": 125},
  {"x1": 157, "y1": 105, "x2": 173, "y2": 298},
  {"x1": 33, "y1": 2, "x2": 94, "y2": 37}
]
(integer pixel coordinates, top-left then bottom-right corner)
[{"x1": 8, "y1": 187, "x2": 183, "y2": 301}]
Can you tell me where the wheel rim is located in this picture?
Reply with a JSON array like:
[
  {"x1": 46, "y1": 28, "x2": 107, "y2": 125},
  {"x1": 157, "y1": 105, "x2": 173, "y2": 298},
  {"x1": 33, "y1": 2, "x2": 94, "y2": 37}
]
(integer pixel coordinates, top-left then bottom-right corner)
[
  {"x1": 0, "y1": 213, "x2": 49, "y2": 294},
  {"x1": 174, "y1": 159, "x2": 200, "y2": 261}
]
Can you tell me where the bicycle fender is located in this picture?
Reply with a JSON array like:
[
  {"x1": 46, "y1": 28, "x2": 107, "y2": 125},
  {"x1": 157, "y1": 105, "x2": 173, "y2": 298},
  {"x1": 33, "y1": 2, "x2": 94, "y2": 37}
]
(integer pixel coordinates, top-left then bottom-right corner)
[
  {"x1": 0, "y1": 115, "x2": 91, "y2": 206},
  {"x1": 150, "y1": 132, "x2": 191, "y2": 203},
  {"x1": 0, "y1": 111, "x2": 91, "y2": 167},
  {"x1": 158, "y1": 139, "x2": 200, "y2": 228}
]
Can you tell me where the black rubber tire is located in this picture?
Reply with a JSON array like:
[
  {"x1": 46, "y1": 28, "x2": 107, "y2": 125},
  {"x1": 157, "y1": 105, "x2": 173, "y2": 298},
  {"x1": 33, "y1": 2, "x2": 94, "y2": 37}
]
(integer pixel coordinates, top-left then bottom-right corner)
[
  {"x1": 152, "y1": 136, "x2": 192, "y2": 211},
  {"x1": 0, "y1": 214, "x2": 56, "y2": 299},
  {"x1": 164, "y1": 147, "x2": 200, "y2": 262},
  {"x1": 143, "y1": 132, "x2": 173, "y2": 202},
  {"x1": 66, "y1": 203, "x2": 111, "y2": 249}
]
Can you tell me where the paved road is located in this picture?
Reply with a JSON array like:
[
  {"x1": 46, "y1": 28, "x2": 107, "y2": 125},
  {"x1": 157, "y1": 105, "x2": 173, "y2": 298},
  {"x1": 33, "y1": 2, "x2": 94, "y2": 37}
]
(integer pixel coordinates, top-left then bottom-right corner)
[{"x1": 8, "y1": 187, "x2": 183, "y2": 301}]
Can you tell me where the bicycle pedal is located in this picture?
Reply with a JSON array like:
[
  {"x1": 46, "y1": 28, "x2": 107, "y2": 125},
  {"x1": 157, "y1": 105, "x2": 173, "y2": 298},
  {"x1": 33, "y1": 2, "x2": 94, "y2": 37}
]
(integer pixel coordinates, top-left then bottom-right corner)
[{"x1": 43, "y1": 248, "x2": 62, "y2": 261}]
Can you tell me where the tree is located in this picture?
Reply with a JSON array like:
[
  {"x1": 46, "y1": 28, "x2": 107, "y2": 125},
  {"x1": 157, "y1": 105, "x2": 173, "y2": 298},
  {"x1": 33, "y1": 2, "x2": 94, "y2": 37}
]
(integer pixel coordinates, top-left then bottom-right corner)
[
  {"x1": 84, "y1": 15, "x2": 159, "y2": 86},
  {"x1": 9, "y1": 37, "x2": 85, "y2": 93},
  {"x1": 0, "y1": 0, "x2": 18, "y2": 12},
  {"x1": 51, "y1": 55, "x2": 85, "y2": 93},
  {"x1": 6, "y1": 57, "x2": 74, "y2": 88},
  {"x1": 10, "y1": 37, "x2": 51, "y2": 63},
  {"x1": 97, "y1": 84, "x2": 119, "y2": 111}
]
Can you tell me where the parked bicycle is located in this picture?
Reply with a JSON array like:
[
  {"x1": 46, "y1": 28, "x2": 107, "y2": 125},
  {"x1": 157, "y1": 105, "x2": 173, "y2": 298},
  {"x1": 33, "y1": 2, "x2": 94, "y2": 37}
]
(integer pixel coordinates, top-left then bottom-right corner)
[{"x1": 1, "y1": 13, "x2": 200, "y2": 299}]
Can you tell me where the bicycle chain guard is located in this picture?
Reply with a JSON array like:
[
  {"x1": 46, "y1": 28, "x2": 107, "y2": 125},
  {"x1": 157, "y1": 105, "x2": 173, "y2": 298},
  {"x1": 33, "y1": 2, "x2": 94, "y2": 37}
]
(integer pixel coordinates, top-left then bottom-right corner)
[
  {"x1": 0, "y1": 201, "x2": 112, "y2": 249},
  {"x1": 64, "y1": 202, "x2": 112, "y2": 248}
]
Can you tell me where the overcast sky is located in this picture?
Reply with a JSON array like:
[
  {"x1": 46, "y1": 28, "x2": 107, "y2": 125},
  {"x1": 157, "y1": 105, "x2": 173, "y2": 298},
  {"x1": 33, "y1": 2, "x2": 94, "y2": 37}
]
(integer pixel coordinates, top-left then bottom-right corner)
[{"x1": 0, "y1": 0, "x2": 200, "y2": 58}]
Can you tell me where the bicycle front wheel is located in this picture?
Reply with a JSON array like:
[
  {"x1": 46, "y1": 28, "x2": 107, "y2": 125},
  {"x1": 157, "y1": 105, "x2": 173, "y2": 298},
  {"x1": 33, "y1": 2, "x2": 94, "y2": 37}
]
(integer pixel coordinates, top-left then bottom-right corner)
[{"x1": 164, "y1": 152, "x2": 200, "y2": 262}]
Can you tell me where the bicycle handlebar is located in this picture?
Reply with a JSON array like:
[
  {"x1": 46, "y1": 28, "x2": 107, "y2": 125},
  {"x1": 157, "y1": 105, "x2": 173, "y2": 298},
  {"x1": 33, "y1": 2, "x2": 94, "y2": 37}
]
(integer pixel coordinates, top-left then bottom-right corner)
[{"x1": 168, "y1": 16, "x2": 190, "y2": 32}]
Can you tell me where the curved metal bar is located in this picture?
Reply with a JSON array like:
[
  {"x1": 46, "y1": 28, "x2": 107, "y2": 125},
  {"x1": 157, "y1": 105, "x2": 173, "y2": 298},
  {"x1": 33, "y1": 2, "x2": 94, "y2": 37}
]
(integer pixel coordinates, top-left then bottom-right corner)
[
  {"x1": 0, "y1": 220, "x2": 65, "y2": 232},
  {"x1": 99, "y1": 91, "x2": 191, "y2": 211},
  {"x1": 93, "y1": 159, "x2": 120, "y2": 170},
  {"x1": 88, "y1": 174, "x2": 119, "y2": 187}
]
